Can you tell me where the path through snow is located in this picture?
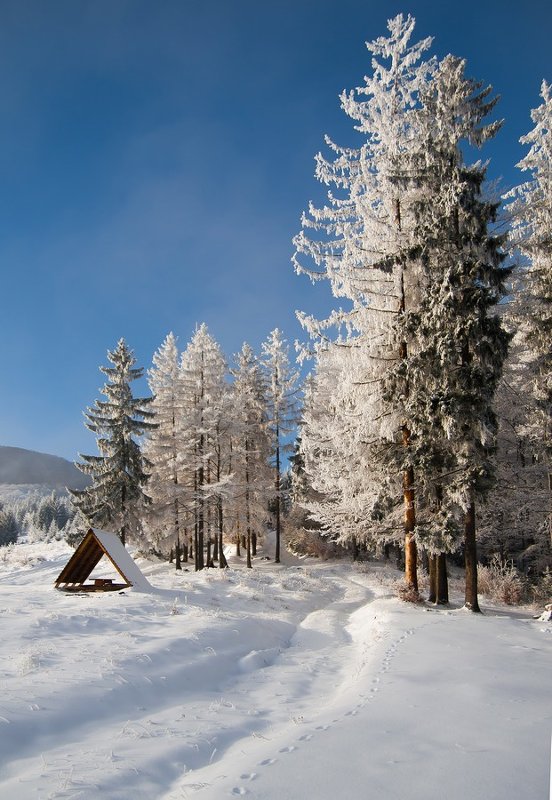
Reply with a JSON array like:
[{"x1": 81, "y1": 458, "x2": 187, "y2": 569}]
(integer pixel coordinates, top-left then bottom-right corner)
[{"x1": 0, "y1": 543, "x2": 550, "y2": 800}]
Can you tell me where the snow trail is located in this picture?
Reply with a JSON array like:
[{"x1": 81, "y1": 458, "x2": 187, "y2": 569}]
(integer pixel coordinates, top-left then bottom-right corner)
[{"x1": 0, "y1": 545, "x2": 550, "y2": 800}]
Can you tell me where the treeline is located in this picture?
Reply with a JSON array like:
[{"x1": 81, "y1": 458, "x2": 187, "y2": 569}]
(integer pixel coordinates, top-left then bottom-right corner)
[
  {"x1": 0, "y1": 491, "x2": 77, "y2": 546},
  {"x1": 70, "y1": 327, "x2": 299, "y2": 570}
]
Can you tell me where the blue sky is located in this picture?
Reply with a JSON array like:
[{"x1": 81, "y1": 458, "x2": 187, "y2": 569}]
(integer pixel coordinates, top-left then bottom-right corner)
[{"x1": 0, "y1": 0, "x2": 550, "y2": 461}]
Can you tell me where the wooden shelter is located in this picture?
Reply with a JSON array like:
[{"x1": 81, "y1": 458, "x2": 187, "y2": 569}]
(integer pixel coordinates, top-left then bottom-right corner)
[{"x1": 55, "y1": 528, "x2": 151, "y2": 592}]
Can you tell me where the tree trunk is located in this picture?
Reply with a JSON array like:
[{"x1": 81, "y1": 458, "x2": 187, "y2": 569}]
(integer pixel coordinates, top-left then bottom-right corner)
[
  {"x1": 352, "y1": 536, "x2": 359, "y2": 562},
  {"x1": 399, "y1": 251, "x2": 417, "y2": 593},
  {"x1": 275, "y1": 436, "x2": 281, "y2": 563},
  {"x1": 464, "y1": 497, "x2": 481, "y2": 612},
  {"x1": 120, "y1": 483, "x2": 127, "y2": 547},
  {"x1": 252, "y1": 532, "x2": 257, "y2": 556},
  {"x1": 428, "y1": 554, "x2": 437, "y2": 603},
  {"x1": 213, "y1": 530, "x2": 219, "y2": 561},
  {"x1": 175, "y1": 534, "x2": 182, "y2": 571},
  {"x1": 436, "y1": 553, "x2": 448, "y2": 604},
  {"x1": 246, "y1": 456, "x2": 252, "y2": 568},
  {"x1": 403, "y1": 454, "x2": 418, "y2": 592}
]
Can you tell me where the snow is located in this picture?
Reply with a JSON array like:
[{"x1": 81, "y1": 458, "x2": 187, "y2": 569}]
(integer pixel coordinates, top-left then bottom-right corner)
[{"x1": 0, "y1": 541, "x2": 550, "y2": 800}]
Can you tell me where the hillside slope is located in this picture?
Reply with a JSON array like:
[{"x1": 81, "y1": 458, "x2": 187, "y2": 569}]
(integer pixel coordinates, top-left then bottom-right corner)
[{"x1": 0, "y1": 445, "x2": 89, "y2": 490}]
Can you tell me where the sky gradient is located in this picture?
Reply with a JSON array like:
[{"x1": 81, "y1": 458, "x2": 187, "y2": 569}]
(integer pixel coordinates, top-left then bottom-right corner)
[{"x1": 0, "y1": 0, "x2": 550, "y2": 460}]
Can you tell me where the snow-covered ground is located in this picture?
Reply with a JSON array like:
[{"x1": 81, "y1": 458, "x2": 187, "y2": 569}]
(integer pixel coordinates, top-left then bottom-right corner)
[{"x1": 0, "y1": 541, "x2": 550, "y2": 800}]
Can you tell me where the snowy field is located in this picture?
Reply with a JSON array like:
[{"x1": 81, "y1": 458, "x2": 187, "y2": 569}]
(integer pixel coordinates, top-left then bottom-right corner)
[{"x1": 0, "y1": 541, "x2": 550, "y2": 800}]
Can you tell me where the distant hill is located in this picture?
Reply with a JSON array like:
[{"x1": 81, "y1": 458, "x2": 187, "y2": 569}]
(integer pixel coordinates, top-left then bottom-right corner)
[{"x1": 0, "y1": 446, "x2": 90, "y2": 490}]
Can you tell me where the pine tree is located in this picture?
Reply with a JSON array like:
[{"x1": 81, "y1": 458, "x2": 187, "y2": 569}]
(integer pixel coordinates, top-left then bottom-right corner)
[
  {"x1": 261, "y1": 329, "x2": 300, "y2": 563},
  {"x1": 71, "y1": 339, "x2": 155, "y2": 546}
]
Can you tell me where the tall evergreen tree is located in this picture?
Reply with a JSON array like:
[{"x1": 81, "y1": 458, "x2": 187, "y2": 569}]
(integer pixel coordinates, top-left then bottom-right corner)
[
  {"x1": 71, "y1": 339, "x2": 155, "y2": 546},
  {"x1": 401, "y1": 55, "x2": 510, "y2": 609},
  {"x1": 261, "y1": 329, "x2": 300, "y2": 563}
]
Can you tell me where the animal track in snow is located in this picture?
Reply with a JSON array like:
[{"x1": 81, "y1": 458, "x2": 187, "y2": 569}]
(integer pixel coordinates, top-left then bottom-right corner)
[
  {"x1": 299, "y1": 733, "x2": 312, "y2": 741},
  {"x1": 279, "y1": 745, "x2": 297, "y2": 753},
  {"x1": 231, "y1": 787, "x2": 248, "y2": 796},
  {"x1": 240, "y1": 772, "x2": 257, "y2": 781},
  {"x1": 259, "y1": 758, "x2": 276, "y2": 766}
]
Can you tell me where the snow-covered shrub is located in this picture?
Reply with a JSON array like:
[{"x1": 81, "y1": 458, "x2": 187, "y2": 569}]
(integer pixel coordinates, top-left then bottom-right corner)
[
  {"x1": 531, "y1": 568, "x2": 552, "y2": 608},
  {"x1": 477, "y1": 555, "x2": 525, "y2": 605},
  {"x1": 396, "y1": 580, "x2": 422, "y2": 604},
  {"x1": 285, "y1": 525, "x2": 339, "y2": 560}
]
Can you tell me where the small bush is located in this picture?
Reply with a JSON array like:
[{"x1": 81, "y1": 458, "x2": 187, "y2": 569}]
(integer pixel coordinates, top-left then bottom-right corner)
[
  {"x1": 478, "y1": 555, "x2": 525, "y2": 605},
  {"x1": 531, "y1": 567, "x2": 552, "y2": 608},
  {"x1": 397, "y1": 580, "x2": 422, "y2": 604},
  {"x1": 285, "y1": 527, "x2": 338, "y2": 560}
]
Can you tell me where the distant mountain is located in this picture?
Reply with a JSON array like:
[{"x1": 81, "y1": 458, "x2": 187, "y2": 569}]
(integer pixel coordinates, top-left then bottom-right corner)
[{"x1": 0, "y1": 446, "x2": 90, "y2": 490}]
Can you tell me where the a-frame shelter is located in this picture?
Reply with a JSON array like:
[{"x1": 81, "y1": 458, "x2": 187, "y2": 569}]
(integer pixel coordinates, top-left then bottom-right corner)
[{"x1": 55, "y1": 528, "x2": 151, "y2": 592}]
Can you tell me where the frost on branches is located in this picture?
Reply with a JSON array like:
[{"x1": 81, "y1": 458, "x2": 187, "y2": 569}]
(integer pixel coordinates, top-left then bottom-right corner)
[
  {"x1": 229, "y1": 344, "x2": 272, "y2": 568},
  {"x1": 143, "y1": 333, "x2": 190, "y2": 565},
  {"x1": 294, "y1": 15, "x2": 510, "y2": 608},
  {"x1": 505, "y1": 80, "x2": 552, "y2": 551},
  {"x1": 261, "y1": 329, "x2": 301, "y2": 563}
]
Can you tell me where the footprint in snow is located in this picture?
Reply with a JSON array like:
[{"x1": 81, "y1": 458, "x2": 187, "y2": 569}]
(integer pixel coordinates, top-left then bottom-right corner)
[
  {"x1": 345, "y1": 709, "x2": 358, "y2": 716},
  {"x1": 240, "y1": 773, "x2": 257, "y2": 782},
  {"x1": 315, "y1": 724, "x2": 329, "y2": 731},
  {"x1": 259, "y1": 758, "x2": 276, "y2": 766},
  {"x1": 279, "y1": 745, "x2": 297, "y2": 753},
  {"x1": 231, "y1": 788, "x2": 248, "y2": 796},
  {"x1": 299, "y1": 733, "x2": 313, "y2": 741}
]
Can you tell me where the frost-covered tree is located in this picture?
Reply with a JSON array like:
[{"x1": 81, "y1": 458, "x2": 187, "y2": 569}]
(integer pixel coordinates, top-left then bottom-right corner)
[
  {"x1": 230, "y1": 343, "x2": 271, "y2": 568},
  {"x1": 395, "y1": 54, "x2": 511, "y2": 609},
  {"x1": 144, "y1": 333, "x2": 190, "y2": 567},
  {"x1": 71, "y1": 339, "x2": 155, "y2": 546},
  {"x1": 0, "y1": 507, "x2": 18, "y2": 546},
  {"x1": 505, "y1": 80, "x2": 552, "y2": 548},
  {"x1": 478, "y1": 334, "x2": 551, "y2": 573},
  {"x1": 180, "y1": 324, "x2": 229, "y2": 570},
  {"x1": 261, "y1": 329, "x2": 300, "y2": 563},
  {"x1": 294, "y1": 14, "x2": 435, "y2": 590},
  {"x1": 295, "y1": 18, "x2": 509, "y2": 609}
]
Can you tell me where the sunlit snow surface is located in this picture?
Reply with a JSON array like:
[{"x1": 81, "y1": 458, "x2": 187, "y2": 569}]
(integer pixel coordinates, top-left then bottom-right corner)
[{"x1": 0, "y1": 541, "x2": 550, "y2": 799}]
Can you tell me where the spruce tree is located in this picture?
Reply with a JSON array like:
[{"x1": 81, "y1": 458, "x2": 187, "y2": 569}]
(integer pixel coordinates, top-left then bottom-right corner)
[
  {"x1": 71, "y1": 339, "x2": 155, "y2": 546},
  {"x1": 402, "y1": 55, "x2": 510, "y2": 609}
]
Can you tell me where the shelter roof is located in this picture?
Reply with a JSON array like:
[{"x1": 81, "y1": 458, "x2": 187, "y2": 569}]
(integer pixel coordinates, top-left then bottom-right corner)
[{"x1": 55, "y1": 528, "x2": 151, "y2": 592}]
